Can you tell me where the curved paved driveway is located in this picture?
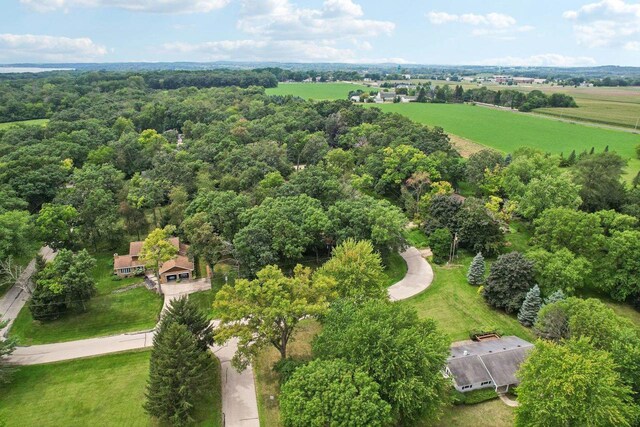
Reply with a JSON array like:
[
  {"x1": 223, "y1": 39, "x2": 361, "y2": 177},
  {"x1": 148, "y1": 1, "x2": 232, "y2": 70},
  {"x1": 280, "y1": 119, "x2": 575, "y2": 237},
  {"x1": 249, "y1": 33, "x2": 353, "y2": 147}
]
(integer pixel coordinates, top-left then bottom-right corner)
[
  {"x1": 388, "y1": 247, "x2": 434, "y2": 301},
  {"x1": 6, "y1": 247, "x2": 433, "y2": 427}
]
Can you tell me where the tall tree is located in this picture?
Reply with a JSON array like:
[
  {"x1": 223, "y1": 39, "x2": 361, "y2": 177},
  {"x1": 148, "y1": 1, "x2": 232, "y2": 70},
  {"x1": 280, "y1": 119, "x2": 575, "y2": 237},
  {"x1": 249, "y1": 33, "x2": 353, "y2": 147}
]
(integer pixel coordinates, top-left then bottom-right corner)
[
  {"x1": 517, "y1": 285, "x2": 542, "y2": 326},
  {"x1": 36, "y1": 203, "x2": 78, "y2": 250},
  {"x1": 483, "y1": 251, "x2": 536, "y2": 313},
  {"x1": 467, "y1": 252, "x2": 486, "y2": 285},
  {"x1": 139, "y1": 227, "x2": 178, "y2": 277},
  {"x1": 280, "y1": 359, "x2": 392, "y2": 427},
  {"x1": 313, "y1": 299, "x2": 449, "y2": 424},
  {"x1": 144, "y1": 322, "x2": 212, "y2": 426},
  {"x1": 159, "y1": 296, "x2": 214, "y2": 351},
  {"x1": 214, "y1": 264, "x2": 333, "y2": 369},
  {"x1": 0, "y1": 320, "x2": 16, "y2": 384},
  {"x1": 181, "y1": 212, "x2": 230, "y2": 273},
  {"x1": 574, "y1": 152, "x2": 627, "y2": 212},
  {"x1": 516, "y1": 338, "x2": 636, "y2": 427},
  {"x1": 315, "y1": 239, "x2": 386, "y2": 301}
]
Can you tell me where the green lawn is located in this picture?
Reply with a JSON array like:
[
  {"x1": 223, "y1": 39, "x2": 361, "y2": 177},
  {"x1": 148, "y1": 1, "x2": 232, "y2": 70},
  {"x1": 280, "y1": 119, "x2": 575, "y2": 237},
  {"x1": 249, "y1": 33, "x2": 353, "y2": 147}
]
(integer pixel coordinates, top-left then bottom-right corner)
[
  {"x1": 383, "y1": 251, "x2": 408, "y2": 287},
  {"x1": 0, "y1": 350, "x2": 222, "y2": 427},
  {"x1": 0, "y1": 118, "x2": 49, "y2": 129},
  {"x1": 403, "y1": 254, "x2": 534, "y2": 342},
  {"x1": 429, "y1": 400, "x2": 515, "y2": 427},
  {"x1": 9, "y1": 253, "x2": 163, "y2": 345},
  {"x1": 266, "y1": 82, "x2": 372, "y2": 100},
  {"x1": 405, "y1": 228, "x2": 430, "y2": 249}
]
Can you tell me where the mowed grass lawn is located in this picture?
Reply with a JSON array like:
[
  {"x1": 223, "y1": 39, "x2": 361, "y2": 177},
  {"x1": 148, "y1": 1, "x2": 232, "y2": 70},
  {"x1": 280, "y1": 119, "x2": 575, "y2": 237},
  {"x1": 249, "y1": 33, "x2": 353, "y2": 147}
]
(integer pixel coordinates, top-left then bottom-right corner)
[
  {"x1": 10, "y1": 253, "x2": 163, "y2": 345},
  {"x1": 0, "y1": 118, "x2": 49, "y2": 129},
  {"x1": 266, "y1": 82, "x2": 372, "y2": 100},
  {"x1": 429, "y1": 400, "x2": 515, "y2": 427},
  {"x1": 0, "y1": 350, "x2": 222, "y2": 427},
  {"x1": 403, "y1": 254, "x2": 534, "y2": 342}
]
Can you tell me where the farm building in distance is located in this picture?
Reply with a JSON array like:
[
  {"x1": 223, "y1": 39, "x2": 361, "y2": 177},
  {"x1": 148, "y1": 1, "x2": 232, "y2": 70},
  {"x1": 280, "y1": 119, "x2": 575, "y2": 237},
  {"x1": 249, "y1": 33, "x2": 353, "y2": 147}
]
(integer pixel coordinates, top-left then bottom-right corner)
[{"x1": 445, "y1": 336, "x2": 534, "y2": 393}]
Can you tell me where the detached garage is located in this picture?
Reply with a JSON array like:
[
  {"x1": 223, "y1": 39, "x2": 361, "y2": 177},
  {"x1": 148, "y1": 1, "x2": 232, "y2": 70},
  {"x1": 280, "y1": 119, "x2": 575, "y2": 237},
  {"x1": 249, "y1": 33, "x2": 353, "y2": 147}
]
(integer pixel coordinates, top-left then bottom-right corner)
[{"x1": 159, "y1": 255, "x2": 195, "y2": 284}]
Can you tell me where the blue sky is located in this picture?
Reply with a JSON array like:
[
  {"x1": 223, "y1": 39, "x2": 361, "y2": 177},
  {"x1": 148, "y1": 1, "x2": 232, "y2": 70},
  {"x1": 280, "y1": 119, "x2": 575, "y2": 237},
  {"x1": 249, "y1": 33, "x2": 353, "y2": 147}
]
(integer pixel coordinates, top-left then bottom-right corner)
[{"x1": 0, "y1": 0, "x2": 639, "y2": 66}]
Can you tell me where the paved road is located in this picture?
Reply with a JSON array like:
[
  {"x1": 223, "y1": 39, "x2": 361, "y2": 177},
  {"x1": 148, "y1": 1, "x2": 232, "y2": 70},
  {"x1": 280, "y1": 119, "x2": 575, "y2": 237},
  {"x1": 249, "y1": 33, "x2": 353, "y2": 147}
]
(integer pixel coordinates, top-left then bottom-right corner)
[
  {"x1": 0, "y1": 247, "x2": 56, "y2": 337},
  {"x1": 6, "y1": 247, "x2": 432, "y2": 427},
  {"x1": 388, "y1": 247, "x2": 434, "y2": 301}
]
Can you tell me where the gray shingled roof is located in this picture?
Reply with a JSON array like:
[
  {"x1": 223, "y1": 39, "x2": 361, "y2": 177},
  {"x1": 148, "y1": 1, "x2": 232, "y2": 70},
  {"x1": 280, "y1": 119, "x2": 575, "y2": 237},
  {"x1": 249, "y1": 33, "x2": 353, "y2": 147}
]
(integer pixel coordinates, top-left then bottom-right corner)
[
  {"x1": 447, "y1": 356, "x2": 492, "y2": 386},
  {"x1": 447, "y1": 336, "x2": 534, "y2": 387}
]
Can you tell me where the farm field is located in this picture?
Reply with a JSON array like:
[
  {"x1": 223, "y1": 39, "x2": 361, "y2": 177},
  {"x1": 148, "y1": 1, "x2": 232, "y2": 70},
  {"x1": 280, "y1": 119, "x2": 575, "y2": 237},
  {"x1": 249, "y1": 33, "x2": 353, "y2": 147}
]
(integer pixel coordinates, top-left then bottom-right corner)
[
  {"x1": 266, "y1": 82, "x2": 371, "y2": 100},
  {"x1": 0, "y1": 350, "x2": 222, "y2": 427},
  {"x1": 9, "y1": 253, "x2": 163, "y2": 345},
  {"x1": 0, "y1": 118, "x2": 49, "y2": 129},
  {"x1": 373, "y1": 103, "x2": 640, "y2": 179},
  {"x1": 266, "y1": 83, "x2": 640, "y2": 179}
]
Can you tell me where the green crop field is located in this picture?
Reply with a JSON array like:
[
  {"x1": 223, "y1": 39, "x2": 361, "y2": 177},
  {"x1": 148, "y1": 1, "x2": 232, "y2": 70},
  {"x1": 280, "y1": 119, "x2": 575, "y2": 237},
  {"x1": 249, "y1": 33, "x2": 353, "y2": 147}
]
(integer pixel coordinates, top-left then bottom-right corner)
[
  {"x1": 266, "y1": 82, "x2": 372, "y2": 100},
  {"x1": 0, "y1": 118, "x2": 49, "y2": 129},
  {"x1": 266, "y1": 83, "x2": 640, "y2": 179},
  {"x1": 373, "y1": 103, "x2": 640, "y2": 180}
]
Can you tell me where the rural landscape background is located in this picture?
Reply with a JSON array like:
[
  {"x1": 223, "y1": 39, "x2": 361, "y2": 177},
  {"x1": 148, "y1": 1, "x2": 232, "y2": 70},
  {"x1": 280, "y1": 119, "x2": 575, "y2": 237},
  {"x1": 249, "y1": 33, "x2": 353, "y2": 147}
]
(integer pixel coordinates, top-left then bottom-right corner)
[{"x1": 1, "y1": 0, "x2": 640, "y2": 426}]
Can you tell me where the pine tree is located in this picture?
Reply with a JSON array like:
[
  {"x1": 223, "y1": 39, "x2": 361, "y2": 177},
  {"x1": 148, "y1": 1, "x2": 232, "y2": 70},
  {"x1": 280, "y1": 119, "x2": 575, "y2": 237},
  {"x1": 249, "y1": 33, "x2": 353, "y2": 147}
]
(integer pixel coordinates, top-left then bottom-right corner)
[
  {"x1": 0, "y1": 321, "x2": 16, "y2": 384},
  {"x1": 144, "y1": 322, "x2": 212, "y2": 425},
  {"x1": 467, "y1": 252, "x2": 486, "y2": 285},
  {"x1": 518, "y1": 285, "x2": 542, "y2": 327},
  {"x1": 567, "y1": 150, "x2": 577, "y2": 165},
  {"x1": 159, "y1": 296, "x2": 214, "y2": 351},
  {"x1": 604, "y1": 145, "x2": 609, "y2": 152},
  {"x1": 504, "y1": 153, "x2": 512, "y2": 166},
  {"x1": 544, "y1": 289, "x2": 566, "y2": 305}
]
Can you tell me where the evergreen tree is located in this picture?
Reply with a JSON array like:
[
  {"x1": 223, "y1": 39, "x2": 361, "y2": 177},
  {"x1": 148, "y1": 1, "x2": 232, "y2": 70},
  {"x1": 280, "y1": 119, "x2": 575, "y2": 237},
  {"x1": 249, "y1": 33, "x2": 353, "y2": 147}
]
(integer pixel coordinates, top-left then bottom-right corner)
[
  {"x1": 604, "y1": 145, "x2": 609, "y2": 152},
  {"x1": 504, "y1": 153, "x2": 512, "y2": 165},
  {"x1": 544, "y1": 289, "x2": 566, "y2": 305},
  {"x1": 589, "y1": 147, "x2": 595, "y2": 155},
  {"x1": 467, "y1": 252, "x2": 486, "y2": 285},
  {"x1": 144, "y1": 322, "x2": 211, "y2": 426},
  {"x1": 0, "y1": 321, "x2": 16, "y2": 384},
  {"x1": 518, "y1": 285, "x2": 542, "y2": 326},
  {"x1": 159, "y1": 296, "x2": 214, "y2": 351},
  {"x1": 567, "y1": 149, "x2": 577, "y2": 165}
]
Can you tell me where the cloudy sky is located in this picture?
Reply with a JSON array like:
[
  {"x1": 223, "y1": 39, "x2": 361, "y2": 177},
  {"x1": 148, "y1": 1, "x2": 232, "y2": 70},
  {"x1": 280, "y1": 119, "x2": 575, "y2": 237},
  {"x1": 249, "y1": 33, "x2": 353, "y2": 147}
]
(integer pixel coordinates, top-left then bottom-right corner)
[{"x1": 1, "y1": 0, "x2": 639, "y2": 66}]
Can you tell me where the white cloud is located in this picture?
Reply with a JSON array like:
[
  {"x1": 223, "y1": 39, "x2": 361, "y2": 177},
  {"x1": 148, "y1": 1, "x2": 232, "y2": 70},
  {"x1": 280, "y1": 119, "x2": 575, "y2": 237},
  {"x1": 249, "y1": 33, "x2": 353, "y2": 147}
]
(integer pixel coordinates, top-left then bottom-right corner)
[
  {"x1": 478, "y1": 53, "x2": 597, "y2": 67},
  {"x1": 625, "y1": 41, "x2": 640, "y2": 50},
  {"x1": 426, "y1": 10, "x2": 532, "y2": 37},
  {"x1": 20, "y1": 0, "x2": 230, "y2": 14},
  {"x1": 563, "y1": 0, "x2": 640, "y2": 48},
  {"x1": 0, "y1": 33, "x2": 107, "y2": 62},
  {"x1": 163, "y1": 0, "x2": 400, "y2": 62}
]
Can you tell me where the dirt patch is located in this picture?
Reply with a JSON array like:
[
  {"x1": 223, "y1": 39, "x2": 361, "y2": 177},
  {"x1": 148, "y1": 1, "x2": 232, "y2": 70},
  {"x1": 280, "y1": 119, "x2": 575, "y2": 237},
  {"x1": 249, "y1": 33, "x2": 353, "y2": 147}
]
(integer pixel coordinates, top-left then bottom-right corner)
[{"x1": 449, "y1": 134, "x2": 487, "y2": 158}]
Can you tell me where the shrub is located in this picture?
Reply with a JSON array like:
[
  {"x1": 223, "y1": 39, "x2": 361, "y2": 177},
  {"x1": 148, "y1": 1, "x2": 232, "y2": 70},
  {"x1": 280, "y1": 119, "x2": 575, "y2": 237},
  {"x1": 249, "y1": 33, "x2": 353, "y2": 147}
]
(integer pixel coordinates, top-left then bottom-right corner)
[
  {"x1": 428, "y1": 228, "x2": 452, "y2": 264},
  {"x1": 273, "y1": 358, "x2": 308, "y2": 385},
  {"x1": 464, "y1": 388, "x2": 499, "y2": 405}
]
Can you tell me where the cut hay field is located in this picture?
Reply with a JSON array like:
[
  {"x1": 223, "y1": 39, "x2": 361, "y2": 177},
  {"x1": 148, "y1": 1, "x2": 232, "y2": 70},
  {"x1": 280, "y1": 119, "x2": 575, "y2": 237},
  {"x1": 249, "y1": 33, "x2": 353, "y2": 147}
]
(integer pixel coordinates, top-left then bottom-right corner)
[
  {"x1": 0, "y1": 118, "x2": 49, "y2": 129},
  {"x1": 266, "y1": 82, "x2": 372, "y2": 100}
]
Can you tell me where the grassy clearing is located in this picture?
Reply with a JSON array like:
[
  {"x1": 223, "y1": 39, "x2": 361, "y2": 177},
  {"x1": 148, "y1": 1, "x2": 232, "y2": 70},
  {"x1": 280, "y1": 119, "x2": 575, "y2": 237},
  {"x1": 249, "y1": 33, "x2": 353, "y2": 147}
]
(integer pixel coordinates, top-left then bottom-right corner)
[
  {"x1": 405, "y1": 228, "x2": 430, "y2": 249},
  {"x1": 254, "y1": 319, "x2": 320, "y2": 427},
  {"x1": 382, "y1": 251, "x2": 408, "y2": 287},
  {"x1": 0, "y1": 118, "x2": 49, "y2": 129},
  {"x1": 266, "y1": 82, "x2": 372, "y2": 100},
  {"x1": 0, "y1": 350, "x2": 222, "y2": 427},
  {"x1": 428, "y1": 399, "x2": 515, "y2": 427},
  {"x1": 9, "y1": 253, "x2": 163, "y2": 345},
  {"x1": 403, "y1": 254, "x2": 534, "y2": 342},
  {"x1": 536, "y1": 98, "x2": 640, "y2": 129}
]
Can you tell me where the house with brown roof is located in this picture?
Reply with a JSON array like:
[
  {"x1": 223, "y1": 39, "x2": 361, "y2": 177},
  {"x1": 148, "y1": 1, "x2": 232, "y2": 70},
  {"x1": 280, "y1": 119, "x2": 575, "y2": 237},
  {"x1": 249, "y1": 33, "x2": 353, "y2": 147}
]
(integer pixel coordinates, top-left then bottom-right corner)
[{"x1": 114, "y1": 237, "x2": 195, "y2": 284}]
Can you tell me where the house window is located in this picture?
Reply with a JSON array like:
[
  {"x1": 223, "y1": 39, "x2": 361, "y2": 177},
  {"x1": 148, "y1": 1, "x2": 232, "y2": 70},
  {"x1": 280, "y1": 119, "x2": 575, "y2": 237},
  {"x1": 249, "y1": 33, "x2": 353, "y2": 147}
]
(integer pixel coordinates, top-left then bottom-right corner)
[
  {"x1": 461, "y1": 385, "x2": 473, "y2": 390},
  {"x1": 480, "y1": 381, "x2": 492, "y2": 386},
  {"x1": 121, "y1": 267, "x2": 131, "y2": 274}
]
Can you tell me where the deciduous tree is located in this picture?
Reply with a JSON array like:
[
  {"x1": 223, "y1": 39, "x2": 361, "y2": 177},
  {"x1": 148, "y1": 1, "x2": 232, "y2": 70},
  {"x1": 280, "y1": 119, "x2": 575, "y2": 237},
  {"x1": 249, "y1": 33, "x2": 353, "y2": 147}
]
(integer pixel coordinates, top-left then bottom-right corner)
[
  {"x1": 483, "y1": 251, "x2": 535, "y2": 313},
  {"x1": 139, "y1": 227, "x2": 178, "y2": 277},
  {"x1": 280, "y1": 359, "x2": 392, "y2": 427},
  {"x1": 214, "y1": 264, "x2": 333, "y2": 369},
  {"x1": 516, "y1": 338, "x2": 636, "y2": 427},
  {"x1": 313, "y1": 299, "x2": 448, "y2": 424}
]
